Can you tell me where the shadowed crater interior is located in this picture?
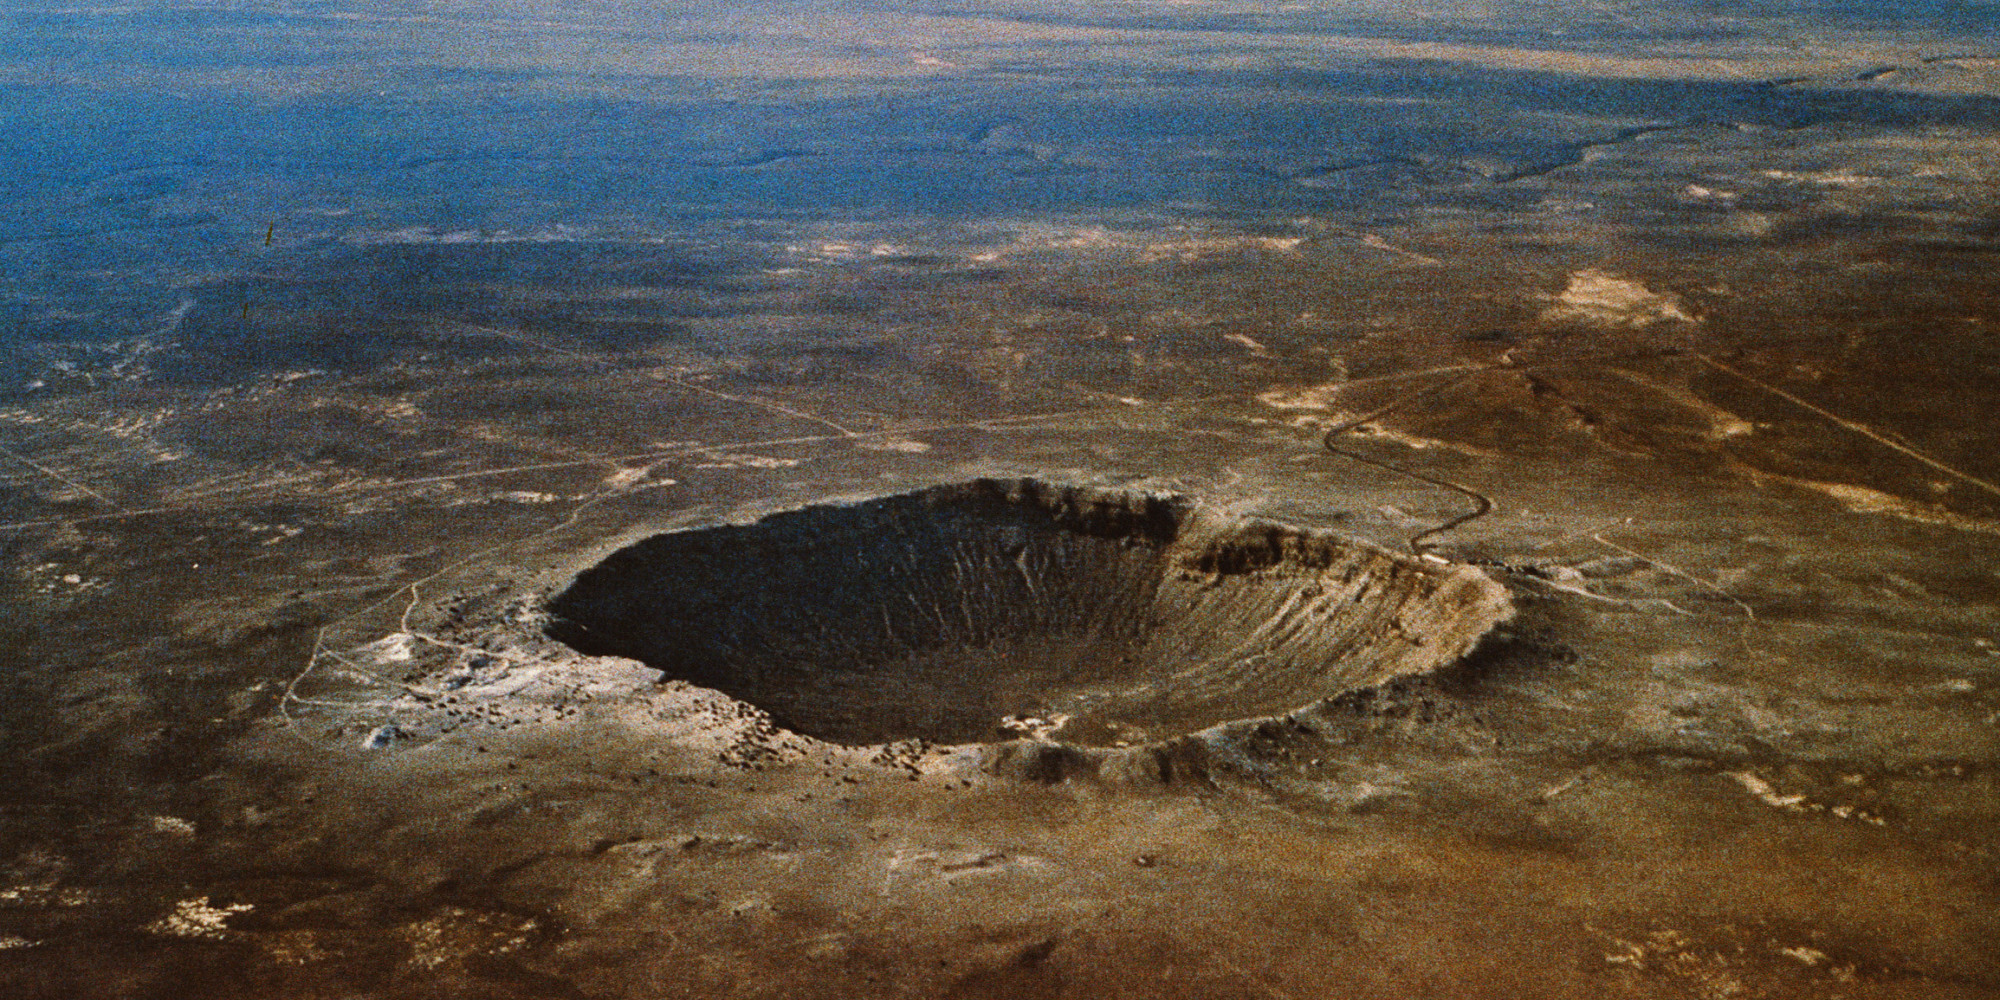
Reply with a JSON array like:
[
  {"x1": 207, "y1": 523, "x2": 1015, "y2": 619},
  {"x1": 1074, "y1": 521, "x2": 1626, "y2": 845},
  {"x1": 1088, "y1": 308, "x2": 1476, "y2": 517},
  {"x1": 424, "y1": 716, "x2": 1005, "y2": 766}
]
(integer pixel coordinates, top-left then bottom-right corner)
[{"x1": 547, "y1": 478, "x2": 1511, "y2": 747}]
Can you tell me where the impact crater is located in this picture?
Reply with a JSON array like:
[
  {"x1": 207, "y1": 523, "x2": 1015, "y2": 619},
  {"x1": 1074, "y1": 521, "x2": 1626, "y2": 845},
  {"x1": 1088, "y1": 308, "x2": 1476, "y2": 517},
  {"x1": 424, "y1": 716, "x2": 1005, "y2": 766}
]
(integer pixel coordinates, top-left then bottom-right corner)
[{"x1": 548, "y1": 478, "x2": 1510, "y2": 747}]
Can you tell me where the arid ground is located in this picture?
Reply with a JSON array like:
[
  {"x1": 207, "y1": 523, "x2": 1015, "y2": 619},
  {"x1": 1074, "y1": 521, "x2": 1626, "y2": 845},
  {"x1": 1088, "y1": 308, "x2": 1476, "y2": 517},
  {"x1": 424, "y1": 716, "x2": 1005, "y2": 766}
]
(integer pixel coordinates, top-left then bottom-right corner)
[{"x1": 3, "y1": 1, "x2": 1999, "y2": 996}]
